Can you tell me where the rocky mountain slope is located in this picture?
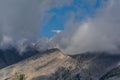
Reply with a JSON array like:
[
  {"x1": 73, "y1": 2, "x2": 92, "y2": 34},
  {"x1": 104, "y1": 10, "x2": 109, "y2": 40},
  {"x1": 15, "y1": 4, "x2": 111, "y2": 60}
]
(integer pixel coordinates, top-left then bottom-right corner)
[
  {"x1": 0, "y1": 38, "x2": 50, "y2": 69},
  {"x1": 0, "y1": 48, "x2": 120, "y2": 80},
  {"x1": 0, "y1": 48, "x2": 77, "y2": 80},
  {"x1": 71, "y1": 52, "x2": 120, "y2": 80},
  {"x1": 99, "y1": 66, "x2": 120, "y2": 80}
]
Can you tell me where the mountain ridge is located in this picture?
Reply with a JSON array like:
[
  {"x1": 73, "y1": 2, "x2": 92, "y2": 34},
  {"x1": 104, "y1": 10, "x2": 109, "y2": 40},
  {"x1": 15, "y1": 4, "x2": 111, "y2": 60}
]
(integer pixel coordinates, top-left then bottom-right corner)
[
  {"x1": 0, "y1": 48, "x2": 77, "y2": 80},
  {"x1": 1, "y1": 48, "x2": 120, "y2": 80}
]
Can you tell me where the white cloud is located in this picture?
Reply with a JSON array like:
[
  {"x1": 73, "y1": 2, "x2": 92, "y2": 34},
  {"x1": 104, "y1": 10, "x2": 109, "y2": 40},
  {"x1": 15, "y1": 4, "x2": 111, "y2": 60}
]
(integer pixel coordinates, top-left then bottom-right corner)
[
  {"x1": 51, "y1": 30, "x2": 62, "y2": 34},
  {"x1": 0, "y1": 0, "x2": 73, "y2": 48},
  {"x1": 0, "y1": 35, "x2": 13, "y2": 49},
  {"x1": 53, "y1": 0, "x2": 120, "y2": 54}
]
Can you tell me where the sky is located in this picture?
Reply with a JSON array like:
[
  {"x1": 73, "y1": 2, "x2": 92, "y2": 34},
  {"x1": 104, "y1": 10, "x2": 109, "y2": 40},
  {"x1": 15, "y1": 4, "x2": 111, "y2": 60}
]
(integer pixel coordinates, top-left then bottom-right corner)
[
  {"x1": 40, "y1": 0, "x2": 104, "y2": 38},
  {"x1": 0, "y1": 0, "x2": 120, "y2": 54}
]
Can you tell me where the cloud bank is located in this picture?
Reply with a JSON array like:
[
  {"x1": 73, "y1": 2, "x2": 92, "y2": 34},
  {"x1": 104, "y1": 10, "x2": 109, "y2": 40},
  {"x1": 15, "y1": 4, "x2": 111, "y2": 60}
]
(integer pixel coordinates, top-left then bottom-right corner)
[
  {"x1": 0, "y1": 0, "x2": 42, "y2": 40},
  {"x1": 0, "y1": 0, "x2": 72, "y2": 48},
  {"x1": 53, "y1": 0, "x2": 120, "y2": 54}
]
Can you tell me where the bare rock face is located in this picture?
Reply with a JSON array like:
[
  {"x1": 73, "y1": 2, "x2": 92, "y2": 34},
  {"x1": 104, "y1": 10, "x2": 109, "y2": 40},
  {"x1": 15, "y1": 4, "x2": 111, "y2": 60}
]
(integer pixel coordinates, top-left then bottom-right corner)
[{"x1": 0, "y1": 48, "x2": 77, "y2": 80}]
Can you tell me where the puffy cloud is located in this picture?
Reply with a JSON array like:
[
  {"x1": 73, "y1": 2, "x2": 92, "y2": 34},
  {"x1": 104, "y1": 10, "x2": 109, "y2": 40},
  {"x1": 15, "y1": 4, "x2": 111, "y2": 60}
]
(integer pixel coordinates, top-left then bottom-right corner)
[{"x1": 54, "y1": 0, "x2": 120, "y2": 54}]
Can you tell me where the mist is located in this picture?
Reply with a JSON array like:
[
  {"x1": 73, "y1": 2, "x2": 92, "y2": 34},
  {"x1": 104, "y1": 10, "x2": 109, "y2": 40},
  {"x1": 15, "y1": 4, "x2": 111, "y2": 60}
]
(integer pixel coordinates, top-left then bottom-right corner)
[{"x1": 53, "y1": 0, "x2": 120, "y2": 54}]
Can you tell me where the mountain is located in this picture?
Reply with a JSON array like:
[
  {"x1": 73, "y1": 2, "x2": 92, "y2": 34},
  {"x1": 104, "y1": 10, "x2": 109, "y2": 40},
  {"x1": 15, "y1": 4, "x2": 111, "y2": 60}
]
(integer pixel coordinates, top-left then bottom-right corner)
[
  {"x1": 0, "y1": 49, "x2": 120, "y2": 80},
  {"x1": 0, "y1": 48, "x2": 77, "y2": 80},
  {"x1": 0, "y1": 47, "x2": 21, "y2": 69},
  {"x1": 71, "y1": 52, "x2": 120, "y2": 80},
  {"x1": 0, "y1": 38, "x2": 50, "y2": 69},
  {"x1": 0, "y1": 46, "x2": 39, "y2": 69},
  {"x1": 99, "y1": 66, "x2": 120, "y2": 80}
]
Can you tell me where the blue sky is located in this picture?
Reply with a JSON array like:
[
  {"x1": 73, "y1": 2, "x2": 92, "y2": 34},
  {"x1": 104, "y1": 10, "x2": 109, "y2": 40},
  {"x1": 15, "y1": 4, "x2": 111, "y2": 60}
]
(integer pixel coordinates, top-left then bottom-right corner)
[{"x1": 40, "y1": 0, "x2": 104, "y2": 38}]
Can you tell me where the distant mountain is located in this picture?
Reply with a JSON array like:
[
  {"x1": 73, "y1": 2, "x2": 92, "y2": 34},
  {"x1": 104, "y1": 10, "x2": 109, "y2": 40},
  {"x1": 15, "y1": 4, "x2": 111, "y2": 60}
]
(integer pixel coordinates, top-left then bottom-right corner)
[
  {"x1": 0, "y1": 38, "x2": 51, "y2": 69},
  {"x1": 0, "y1": 49, "x2": 120, "y2": 80},
  {"x1": 0, "y1": 47, "x2": 21, "y2": 69},
  {"x1": 99, "y1": 66, "x2": 120, "y2": 80},
  {"x1": 0, "y1": 46, "x2": 39, "y2": 69}
]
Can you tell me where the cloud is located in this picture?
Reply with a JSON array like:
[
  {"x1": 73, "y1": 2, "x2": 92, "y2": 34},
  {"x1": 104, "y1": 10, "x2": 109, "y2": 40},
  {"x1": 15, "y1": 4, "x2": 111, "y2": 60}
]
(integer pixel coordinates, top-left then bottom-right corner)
[
  {"x1": 0, "y1": 35, "x2": 13, "y2": 49},
  {"x1": 2, "y1": 0, "x2": 119, "y2": 55},
  {"x1": 51, "y1": 30, "x2": 62, "y2": 34},
  {"x1": 0, "y1": 0, "x2": 72, "y2": 48},
  {"x1": 0, "y1": 0, "x2": 42, "y2": 39},
  {"x1": 53, "y1": 0, "x2": 120, "y2": 54}
]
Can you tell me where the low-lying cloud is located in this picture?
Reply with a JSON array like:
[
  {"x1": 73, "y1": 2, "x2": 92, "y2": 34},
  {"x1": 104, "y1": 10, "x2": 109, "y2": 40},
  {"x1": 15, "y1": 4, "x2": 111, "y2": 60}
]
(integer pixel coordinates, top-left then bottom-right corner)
[{"x1": 53, "y1": 0, "x2": 120, "y2": 54}]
